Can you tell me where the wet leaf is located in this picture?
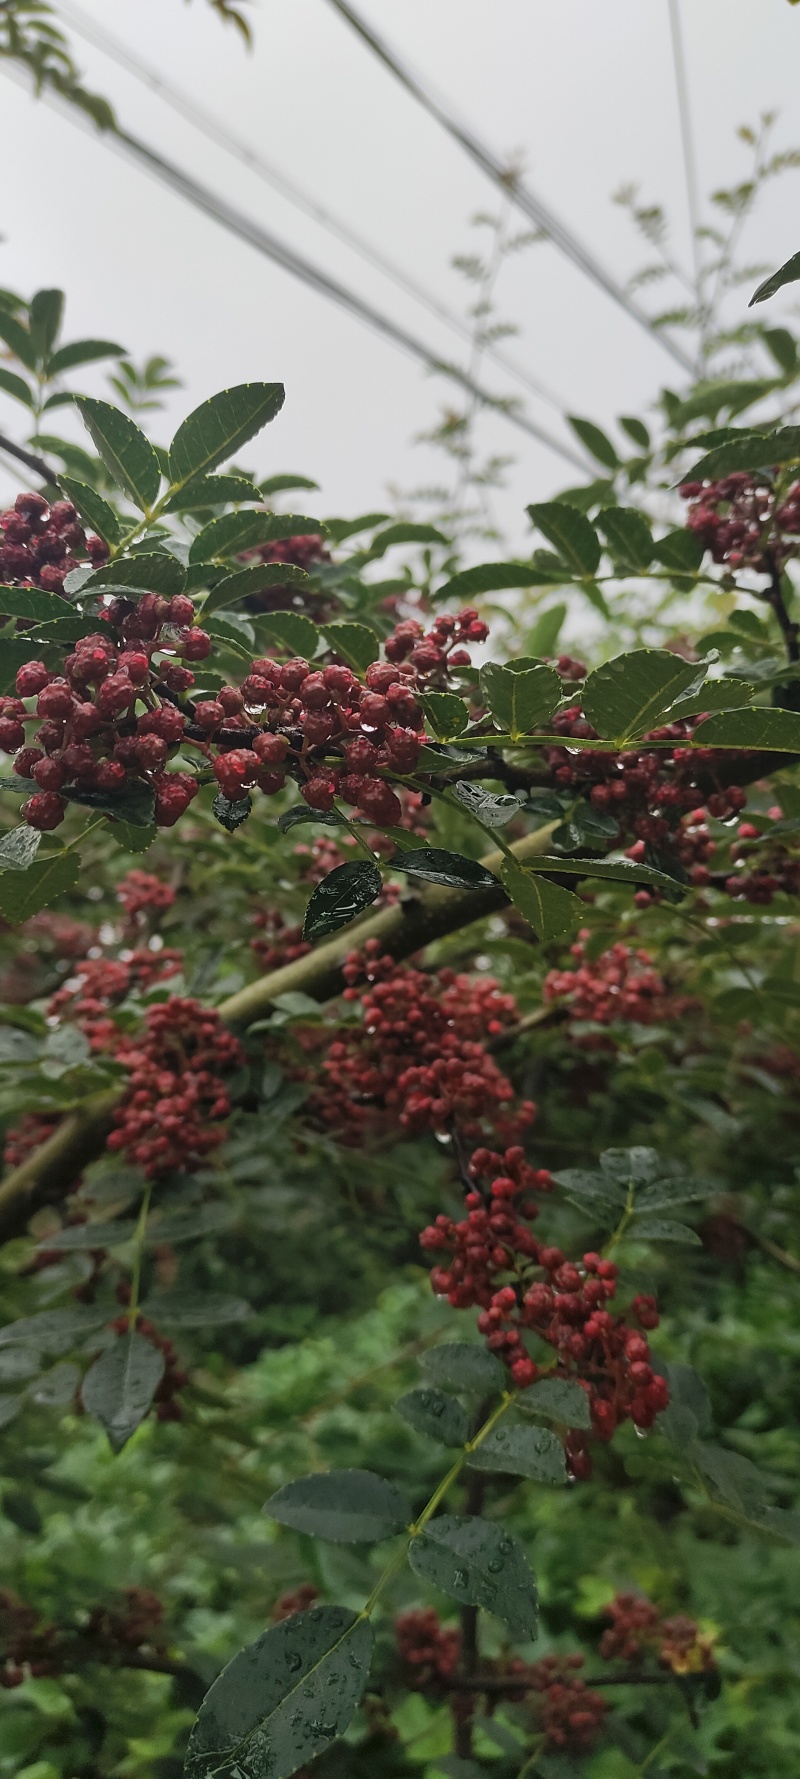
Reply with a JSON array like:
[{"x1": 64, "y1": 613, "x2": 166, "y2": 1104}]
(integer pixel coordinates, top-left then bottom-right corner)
[{"x1": 409, "y1": 1514, "x2": 538, "y2": 1637}]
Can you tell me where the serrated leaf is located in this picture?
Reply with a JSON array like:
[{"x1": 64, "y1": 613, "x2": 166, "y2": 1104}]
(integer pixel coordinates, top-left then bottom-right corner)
[
  {"x1": 265, "y1": 1468, "x2": 411, "y2": 1542},
  {"x1": 394, "y1": 1387, "x2": 470, "y2": 1446},
  {"x1": 184, "y1": 1606, "x2": 373, "y2": 1779},
  {"x1": 568, "y1": 416, "x2": 620, "y2": 469},
  {"x1": 277, "y1": 806, "x2": 347, "y2": 834},
  {"x1": 57, "y1": 476, "x2": 121, "y2": 546},
  {"x1": 75, "y1": 397, "x2": 162, "y2": 510},
  {"x1": 0, "y1": 852, "x2": 80, "y2": 923},
  {"x1": 200, "y1": 564, "x2": 308, "y2": 619},
  {"x1": 257, "y1": 610, "x2": 320, "y2": 655},
  {"x1": 81, "y1": 1331, "x2": 165, "y2": 1451},
  {"x1": 0, "y1": 1307, "x2": 108, "y2": 1352},
  {"x1": 596, "y1": 506, "x2": 653, "y2": 570},
  {"x1": 628, "y1": 1217, "x2": 702, "y2": 1244},
  {"x1": 417, "y1": 691, "x2": 469, "y2": 739},
  {"x1": 528, "y1": 855, "x2": 688, "y2": 894},
  {"x1": 47, "y1": 338, "x2": 125, "y2": 376},
  {"x1": 139, "y1": 1293, "x2": 251, "y2": 1328},
  {"x1": 409, "y1": 1514, "x2": 538, "y2": 1636},
  {"x1": 694, "y1": 707, "x2": 800, "y2": 750},
  {"x1": 452, "y1": 782, "x2": 523, "y2": 827},
  {"x1": 518, "y1": 1377, "x2": 591, "y2": 1429},
  {"x1": 63, "y1": 780, "x2": 156, "y2": 828},
  {"x1": 435, "y1": 562, "x2": 556, "y2": 602},
  {"x1": 0, "y1": 367, "x2": 34, "y2": 406},
  {"x1": 164, "y1": 474, "x2": 263, "y2": 512},
  {"x1": 750, "y1": 250, "x2": 800, "y2": 307},
  {"x1": 370, "y1": 521, "x2": 448, "y2": 555},
  {"x1": 0, "y1": 825, "x2": 42, "y2": 871},
  {"x1": 581, "y1": 649, "x2": 701, "y2": 741},
  {"x1": 480, "y1": 661, "x2": 561, "y2": 737},
  {"x1": 468, "y1": 1422, "x2": 567, "y2": 1484},
  {"x1": 107, "y1": 819, "x2": 156, "y2": 855},
  {"x1": 188, "y1": 510, "x2": 322, "y2": 564},
  {"x1": 651, "y1": 529, "x2": 704, "y2": 573},
  {"x1": 420, "y1": 1342, "x2": 505, "y2": 1395},
  {"x1": 527, "y1": 502, "x2": 601, "y2": 576},
  {"x1": 303, "y1": 861, "x2": 382, "y2": 941},
  {"x1": 681, "y1": 433, "x2": 797, "y2": 483},
  {"x1": 600, "y1": 1146, "x2": 662, "y2": 1183},
  {"x1": 322, "y1": 621, "x2": 379, "y2": 673},
  {"x1": 500, "y1": 857, "x2": 582, "y2": 943},
  {"x1": 213, "y1": 793, "x2": 252, "y2": 832},
  {"x1": 636, "y1": 1176, "x2": 715, "y2": 1211},
  {"x1": 667, "y1": 678, "x2": 753, "y2": 720},
  {"x1": 389, "y1": 848, "x2": 498, "y2": 891},
  {"x1": 28, "y1": 1362, "x2": 81, "y2": 1407},
  {"x1": 81, "y1": 552, "x2": 186, "y2": 597},
  {"x1": 260, "y1": 473, "x2": 320, "y2": 496},
  {"x1": 550, "y1": 1168, "x2": 627, "y2": 1214},
  {"x1": 43, "y1": 1220, "x2": 138, "y2": 1251},
  {"x1": 29, "y1": 288, "x2": 64, "y2": 358},
  {"x1": 169, "y1": 383, "x2": 285, "y2": 489}
]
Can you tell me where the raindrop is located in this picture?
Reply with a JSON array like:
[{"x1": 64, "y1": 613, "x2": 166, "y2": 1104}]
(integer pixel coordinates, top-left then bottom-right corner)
[
  {"x1": 310, "y1": 1720, "x2": 338, "y2": 1741},
  {"x1": 634, "y1": 1424, "x2": 649, "y2": 1439},
  {"x1": 286, "y1": 1650, "x2": 302, "y2": 1673},
  {"x1": 453, "y1": 1568, "x2": 469, "y2": 1589},
  {"x1": 487, "y1": 1557, "x2": 503, "y2": 1573}
]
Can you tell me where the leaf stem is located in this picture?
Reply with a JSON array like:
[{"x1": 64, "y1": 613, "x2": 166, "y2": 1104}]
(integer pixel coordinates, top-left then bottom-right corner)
[{"x1": 127, "y1": 1177, "x2": 154, "y2": 1332}]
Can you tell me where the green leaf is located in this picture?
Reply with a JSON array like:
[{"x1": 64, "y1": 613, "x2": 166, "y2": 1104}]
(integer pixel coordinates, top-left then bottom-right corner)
[
  {"x1": 568, "y1": 416, "x2": 620, "y2": 469},
  {"x1": 750, "y1": 249, "x2": 800, "y2": 306},
  {"x1": 256, "y1": 611, "x2": 320, "y2": 655},
  {"x1": 46, "y1": 338, "x2": 125, "y2": 376},
  {"x1": 596, "y1": 507, "x2": 653, "y2": 571},
  {"x1": 184, "y1": 1606, "x2": 373, "y2": 1779},
  {"x1": 45, "y1": 1220, "x2": 138, "y2": 1251},
  {"x1": 265, "y1": 1468, "x2": 411, "y2": 1542},
  {"x1": 525, "y1": 603, "x2": 567, "y2": 657},
  {"x1": 528, "y1": 855, "x2": 688, "y2": 894},
  {"x1": 651, "y1": 530, "x2": 704, "y2": 573},
  {"x1": 0, "y1": 367, "x2": 34, "y2": 407},
  {"x1": 0, "y1": 585, "x2": 73, "y2": 623},
  {"x1": 277, "y1": 806, "x2": 346, "y2": 834},
  {"x1": 29, "y1": 289, "x2": 64, "y2": 358},
  {"x1": 0, "y1": 826, "x2": 42, "y2": 871},
  {"x1": 213, "y1": 793, "x2": 252, "y2": 832},
  {"x1": 435, "y1": 562, "x2": 556, "y2": 602},
  {"x1": 667, "y1": 678, "x2": 754, "y2": 720},
  {"x1": 63, "y1": 780, "x2": 156, "y2": 828},
  {"x1": 369, "y1": 521, "x2": 448, "y2": 555},
  {"x1": 409, "y1": 1514, "x2": 538, "y2": 1637},
  {"x1": 635, "y1": 1176, "x2": 715, "y2": 1212},
  {"x1": 81, "y1": 1331, "x2": 165, "y2": 1451},
  {"x1": 500, "y1": 857, "x2": 582, "y2": 943},
  {"x1": 628, "y1": 1217, "x2": 702, "y2": 1244},
  {"x1": 164, "y1": 475, "x2": 263, "y2": 512},
  {"x1": 619, "y1": 415, "x2": 651, "y2": 450},
  {"x1": 581, "y1": 649, "x2": 701, "y2": 741},
  {"x1": 139, "y1": 1293, "x2": 251, "y2": 1328},
  {"x1": 527, "y1": 502, "x2": 601, "y2": 576},
  {"x1": 0, "y1": 852, "x2": 80, "y2": 923},
  {"x1": 468, "y1": 1422, "x2": 567, "y2": 1484},
  {"x1": 452, "y1": 783, "x2": 524, "y2": 828},
  {"x1": 395, "y1": 1387, "x2": 470, "y2": 1447},
  {"x1": 260, "y1": 473, "x2": 320, "y2": 496},
  {"x1": 57, "y1": 476, "x2": 121, "y2": 546},
  {"x1": 168, "y1": 383, "x2": 285, "y2": 489},
  {"x1": 681, "y1": 434, "x2": 795, "y2": 482},
  {"x1": 552, "y1": 803, "x2": 618, "y2": 853},
  {"x1": 322, "y1": 621, "x2": 380, "y2": 673},
  {"x1": 480, "y1": 661, "x2": 561, "y2": 737},
  {"x1": 75, "y1": 398, "x2": 162, "y2": 510},
  {"x1": 420, "y1": 1342, "x2": 505, "y2": 1396},
  {"x1": 82, "y1": 552, "x2": 187, "y2": 598},
  {"x1": 0, "y1": 310, "x2": 37, "y2": 369},
  {"x1": 389, "y1": 849, "x2": 498, "y2": 892},
  {"x1": 303, "y1": 861, "x2": 383, "y2": 941},
  {"x1": 0, "y1": 1306, "x2": 108, "y2": 1352},
  {"x1": 189, "y1": 510, "x2": 322, "y2": 564},
  {"x1": 107, "y1": 819, "x2": 156, "y2": 855},
  {"x1": 694, "y1": 707, "x2": 800, "y2": 750},
  {"x1": 417, "y1": 691, "x2": 469, "y2": 739},
  {"x1": 518, "y1": 1377, "x2": 591, "y2": 1429},
  {"x1": 762, "y1": 326, "x2": 798, "y2": 373}
]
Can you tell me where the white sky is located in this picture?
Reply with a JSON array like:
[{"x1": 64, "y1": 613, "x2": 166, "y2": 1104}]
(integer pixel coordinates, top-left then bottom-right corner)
[{"x1": 1, "y1": 0, "x2": 799, "y2": 547}]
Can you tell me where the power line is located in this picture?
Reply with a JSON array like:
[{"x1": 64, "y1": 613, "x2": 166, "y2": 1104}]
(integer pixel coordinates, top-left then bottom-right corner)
[
  {"x1": 667, "y1": 0, "x2": 703, "y2": 304},
  {"x1": 324, "y1": 0, "x2": 696, "y2": 375},
  {"x1": 0, "y1": 62, "x2": 590, "y2": 474},
  {"x1": 56, "y1": 0, "x2": 568, "y2": 420}
]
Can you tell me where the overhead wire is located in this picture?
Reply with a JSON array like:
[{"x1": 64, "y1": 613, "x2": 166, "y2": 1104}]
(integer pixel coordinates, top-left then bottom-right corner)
[
  {"x1": 0, "y1": 60, "x2": 591, "y2": 474},
  {"x1": 323, "y1": 0, "x2": 696, "y2": 375},
  {"x1": 56, "y1": 0, "x2": 569, "y2": 420},
  {"x1": 667, "y1": 0, "x2": 705, "y2": 359}
]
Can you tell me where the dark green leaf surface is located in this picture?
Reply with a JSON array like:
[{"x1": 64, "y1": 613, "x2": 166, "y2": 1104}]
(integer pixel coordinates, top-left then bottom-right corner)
[
  {"x1": 518, "y1": 1377, "x2": 592, "y2": 1429},
  {"x1": 47, "y1": 338, "x2": 125, "y2": 376},
  {"x1": 749, "y1": 250, "x2": 800, "y2": 306},
  {"x1": 265, "y1": 1468, "x2": 411, "y2": 1542},
  {"x1": 200, "y1": 564, "x2": 307, "y2": 619},
  {"x1": 184, "y1": 1606, "x2": 373, "y2": 1779},
  {"x1": 581, "y1": 649, "x2": 701, "y2": 740},
  {"x1": 0, "y1": 853, "x2": 80, "y2": 923},
  {"x1": 0, "y1": 367, "x2": 34, "y2": 407},
  {"x1": 500, "y1": 858, "x2": 582, "y2": 943},
  {"x1": 527, "y1": 502, "x2": 601, "y2": 576},
  {"x1": 0, "y1": 1306, "x2": 108, "y2": 1352},
  {"x1": 420, "y1": 1342, "x2": 505, "y2": 1396},
  {"x1": 435, "y1": 562, "x2": 557, "y2": 602},
  {"x1": 82, "y1": 552, "x2": 187, "y2": 597},
  {"x1": 480, "y1": 661, "x2": 561, "y2": 736},
  {"x1": 81, "y1": 1332, "x2": 165, "y2": 1452},
  {"x1": 322, "y1": 621, "x2": 380, "y2": 673},
  {"x1": 468, "y1": 1422, "x2": 567, "y2": 1484},
  {"x1": 694, "y1": 707, "x2": 800, "y2": 751},
  {"x1": 568, "y1": 416, "x2": 620, "y2": 469},
  {"x1": 303, "y1": 861, "x2": 382, "y2": 941},
  {"x1": 189, "y1": 511, "x2": 322, "y2": 564},
  {"x1": 596, "y1": 506, "x2": 653, "y2": 570},
  {"x1": 417, "y1": 691, "x2": 469, "y2": 739},
  {"x1": 452, "y1": 783, "x2": 523, "y2": 828},
  {"x1": 409, "y1": 1514, "x2": 538, "y2": 1636},
  {"x1": 256, "y1": 611, "x2": 320, "y2": 655},
  {"x1": 57, "y1": 476, "x2": 121, "y2": 546},
  {"x1": 389, "y1": 849, "x2": 498, "y2": 891},
  {"x1": 75, "y1": 398, "x2": 162, "y2": 510},
  {"x1": 394, "y1": 1387, "x2": 470, "y2": 1446},
  {"x1": 168, "y1": 383, "x2": 285, "y2": 488}
]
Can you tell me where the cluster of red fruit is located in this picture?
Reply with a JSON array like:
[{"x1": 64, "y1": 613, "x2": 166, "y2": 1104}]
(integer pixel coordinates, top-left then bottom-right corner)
[
  {"x1": 0, "y1": 490, "x2": 107, "y2": 591},
  {"x1": 116, "y1": 868, "x2": 177, "y2": 923},
  {"x1": 242, "y1": 532, "x2": 333, "y2": 615},
  {"x1": 600, "y1": 1591, "x2": 716, "y2": 1676},
  {"x1": 48, "y1": 946, "x2": 183, "y2": 1053},
  {"x1": 382, "y1": 607, "x2": 489, "y2": 677},
  {"x1": 679, "y1": 471, "x2": 800, "y2": 572},
  {"x1": 543, "y1": 931, "x2": 690, "y2": 1036},
  {"x1": 725, "y1": 812, "x2": 800, "y2": 903},
  {"x1": 304, "y1": 940, "x2": 532, "y2": 1146},
  {"x1": 394, "y1": 1607, "x2": 462, "y2": 1688},
  {"x1": 107, "y1": 996, "x2": 242, "y2": 1177},
  {"x1": 523, "y1": 1652, "x2": 608, "y2": 1752},
  {"x1": 420, "y1": 1145, "x2": 667, "y2": 1475},
  {"x1": 0, "y1": 1584, "x2": 165, "y2": 1689}
]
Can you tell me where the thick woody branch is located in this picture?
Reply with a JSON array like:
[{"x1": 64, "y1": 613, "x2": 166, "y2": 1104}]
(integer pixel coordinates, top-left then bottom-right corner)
[{"x1": 0, "y1": 823, "x2": 557, "y2": 1242}]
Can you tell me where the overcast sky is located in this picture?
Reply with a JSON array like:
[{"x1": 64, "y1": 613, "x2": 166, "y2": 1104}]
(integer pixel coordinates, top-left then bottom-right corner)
[{"x1": 1, "y1": 0, "x2": 799, "y2": 545}]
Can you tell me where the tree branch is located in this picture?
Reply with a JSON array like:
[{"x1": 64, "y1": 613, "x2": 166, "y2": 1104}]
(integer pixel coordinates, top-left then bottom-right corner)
[{"x1": 0, "y1": 432, "x2": 62, "y2": 488}]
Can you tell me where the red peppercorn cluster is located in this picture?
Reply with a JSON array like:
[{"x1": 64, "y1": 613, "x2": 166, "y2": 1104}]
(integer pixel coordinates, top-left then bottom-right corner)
[
  {"x1": 544, "y1": 707, "x2": 747, "y2": 850},
  {"x1": 272, "y1": 1583, "x2": 321, "y2": 1622},
  {"x1": 47, "y1": 947, "x2": 183, "y2": 1052},
  {"x1": 421, "y1": 1148, "x2": 667, "y2": 1472},
  {"x1": 240, "y1": 532, "x2": 334, "y2": 616},
  {"x1": 0, "y1": 490, "x2": 108, "y2": 592},
  {"x1": 105, "y1": 995, "x2": 242, "y2": 1176},
  {"x1": 680, "y1": 471, "x2": 800, "y2": 572},
  {"x1": 85, "y1": 1585, "x2": 167, "y2": 1651},
  {"x1": 0, "y1": 1588, "x2": 62, "y2": 1686},
  {"x1": 3, "y1": 1112, "x2": 60, "y2": 1170},
  {"x1": 395, "y1": 1608, "x2": 462, "y2": 1687},
  {"x1": 0, "y1": 1583, "x2": 169, "y2": 1690},
  {"x1": 543, "y1": 930, "x2": 690, "y2": 1037},
  {"x1": 115, "y1": 868, "x2": 176, "y2": 922},
  {"x1": 600, "y1": 1591, "x2": 716, "y2": 1676},
  {"x1": 384, "y1": 607, "x2": 489, "y2": 680},
  {"x1": 526, "y1": 1653, "x2": 608, "y2": 1753},
  {"x1": 724, "y1": 811, "x2": 800, "y2": 903},
  {"x1": 305, "y1": 942, "x2": 531, "y2": 1146},
  {"x1": 251, "y1": 908, "x2": 311, "y2": 970}
]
